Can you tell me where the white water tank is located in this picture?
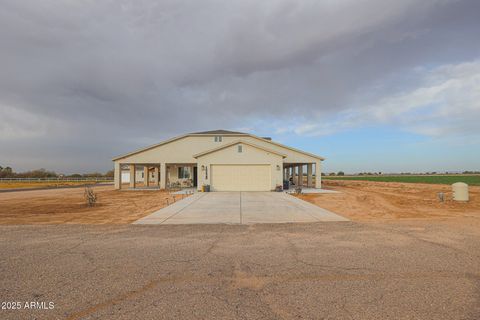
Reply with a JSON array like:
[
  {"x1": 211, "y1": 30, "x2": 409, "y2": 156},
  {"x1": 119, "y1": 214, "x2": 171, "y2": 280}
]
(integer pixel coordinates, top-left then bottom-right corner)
[{"x1": 452, "y1": 182, "x2": 469, "y2": 201}]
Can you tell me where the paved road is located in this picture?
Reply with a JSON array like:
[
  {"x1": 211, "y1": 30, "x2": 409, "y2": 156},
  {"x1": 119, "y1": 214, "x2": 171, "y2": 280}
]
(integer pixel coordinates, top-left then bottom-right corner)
[
  {"x1": 1, "y1": 219, "x2": 479, "y2": 319},
  {"x1": 135, "y1": 192, "x2": 348, "y2": 224}
]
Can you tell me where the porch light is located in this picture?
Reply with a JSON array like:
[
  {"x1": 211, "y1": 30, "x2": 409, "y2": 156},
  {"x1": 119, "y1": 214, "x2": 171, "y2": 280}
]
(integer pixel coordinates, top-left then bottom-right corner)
[
  {"x1": 201, "y1": 165, "x2": 205, "y2": 171},
  {"x1": 276, "y1": 165, "x2": 281, "y2": 171}
]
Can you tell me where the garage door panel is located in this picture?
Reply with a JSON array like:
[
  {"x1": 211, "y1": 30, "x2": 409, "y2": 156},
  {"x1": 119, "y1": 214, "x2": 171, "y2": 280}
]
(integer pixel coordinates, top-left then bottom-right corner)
[{"x1": 211, "y1": 165, "x2": 270, "y2": 191}]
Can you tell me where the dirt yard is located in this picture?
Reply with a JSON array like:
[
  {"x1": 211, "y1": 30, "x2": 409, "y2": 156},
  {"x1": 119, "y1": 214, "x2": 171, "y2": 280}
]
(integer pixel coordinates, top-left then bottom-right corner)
[
  {"x1": 297, "y1": 180, "x2": 480, "y2": 221},
  {"x1": 1, "y1": 181, "x2": 479, "y2": 224},
  {"x1": 0, "y1": 186, "x2": 186, "y2": 224}
]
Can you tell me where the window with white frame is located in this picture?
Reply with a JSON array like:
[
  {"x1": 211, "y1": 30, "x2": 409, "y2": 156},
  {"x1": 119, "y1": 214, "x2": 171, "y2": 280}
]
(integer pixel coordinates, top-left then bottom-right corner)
[{"x1": 178, "y1": 167, "x2": 191, "y2": 179}]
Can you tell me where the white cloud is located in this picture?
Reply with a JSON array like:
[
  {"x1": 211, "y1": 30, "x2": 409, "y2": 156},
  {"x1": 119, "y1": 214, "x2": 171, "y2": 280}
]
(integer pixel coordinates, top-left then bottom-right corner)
[{"x1": 292, "y1": 59, "x2": 480, "y2": 137}]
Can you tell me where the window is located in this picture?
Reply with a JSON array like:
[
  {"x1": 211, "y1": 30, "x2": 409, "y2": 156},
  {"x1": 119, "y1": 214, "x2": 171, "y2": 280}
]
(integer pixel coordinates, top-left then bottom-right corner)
[
  {"x1": 178, "y1": 167, "x2": 191, "y2": 179},
  {"x1": 237, "y1": 145, "x2": 243, "y2": 153},
  {"x1": 214, "y1": 136, "x2": 222, "y2": 142}
]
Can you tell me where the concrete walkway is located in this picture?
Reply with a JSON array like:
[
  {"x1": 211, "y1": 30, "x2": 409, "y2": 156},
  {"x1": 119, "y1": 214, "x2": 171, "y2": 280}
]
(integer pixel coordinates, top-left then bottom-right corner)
[{"x1": 134, "y1": 192, "x2": 348, "y2": 225}]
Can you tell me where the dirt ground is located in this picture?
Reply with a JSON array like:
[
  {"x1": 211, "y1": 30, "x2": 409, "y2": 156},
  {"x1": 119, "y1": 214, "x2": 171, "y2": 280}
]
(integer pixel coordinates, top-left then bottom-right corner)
[
  {"x1": 1, "y1": 181, "x2": 479, "y2": 224},
  {"x1": 0, "y1": 186, "x2": 186, "y2": 224},
  {"x1": 1, "y1": 221, "x2": 479, "y2": 319},
  {"x1": 297, "y1": 180, "x2": 480, "y2": 221}
]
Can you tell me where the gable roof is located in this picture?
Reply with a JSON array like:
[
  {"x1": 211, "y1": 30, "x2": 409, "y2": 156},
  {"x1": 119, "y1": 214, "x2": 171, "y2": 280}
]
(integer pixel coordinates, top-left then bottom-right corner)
[
  {"x1": 193, "y1": 140, "x2": 287, "y2": 158},
  {"x1": 190, "y1": 129, "x2": 247, "y2": 135},
  {"x1": 112, "y1": 131, "x2": 324, "y2": 161}
]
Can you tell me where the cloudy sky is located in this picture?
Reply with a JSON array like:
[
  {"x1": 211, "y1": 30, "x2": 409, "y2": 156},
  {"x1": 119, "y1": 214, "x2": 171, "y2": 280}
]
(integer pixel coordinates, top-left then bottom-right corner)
[{"x1": 0, "y1": 0, "x2": 479, "y2": 174}]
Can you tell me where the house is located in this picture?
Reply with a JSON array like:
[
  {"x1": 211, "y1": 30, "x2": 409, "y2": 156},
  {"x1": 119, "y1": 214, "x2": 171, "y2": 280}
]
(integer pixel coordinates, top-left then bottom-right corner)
[{"x1": 112, "y1": 130, "x2": 324, "y2": 191}]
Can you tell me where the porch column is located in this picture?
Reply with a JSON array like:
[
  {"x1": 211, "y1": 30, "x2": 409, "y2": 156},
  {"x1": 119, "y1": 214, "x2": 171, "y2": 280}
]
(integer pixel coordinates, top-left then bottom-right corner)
[
  {"x1": 114, "y1": 162, "x2": 121, "y2": 189},
  {"x1": 129, "y1": 164, "x2": 136, "y2": 189},
  {"x1": 190, "y1": 165, "x2": 194, "y2": 187},
  {"x1": 307, "y1": 164, "x2": 313, "y2": 188},
  {"x1": 159, "y1": 163, "x2": 167, "y2": 189},
  {"x1": 153, "y1": 166, "x2": 159, "y2": 186},
  {"x1": 298, "y1": 164, "x2": 303, "y2": 187},
  {"x1": 144, "y1": 166, "x2": 149, "y2": 187},
  {"x1": 292, "y1": 166, "x2": 297, "y2": 185},
  {"x1": 315, "y1": 161, "x2": 322, "y2": 189}
]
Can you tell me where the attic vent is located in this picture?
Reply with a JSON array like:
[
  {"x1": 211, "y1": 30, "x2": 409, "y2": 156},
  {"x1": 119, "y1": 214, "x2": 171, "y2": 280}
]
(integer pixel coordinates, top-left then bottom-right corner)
[{"x1": 262, "y1": 137, "x2": 272, "y2": 140}]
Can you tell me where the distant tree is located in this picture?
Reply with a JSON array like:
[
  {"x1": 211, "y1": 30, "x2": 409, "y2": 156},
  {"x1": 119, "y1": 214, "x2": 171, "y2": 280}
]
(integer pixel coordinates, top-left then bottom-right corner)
[
  {"x1": 337, "y1": 171, "x2": 345, "y2": 176},
  {"x1": 321, "y1": 173, "x2": 326, "y2": 176},
  {"x1": 18, "y1": 168, "x2": 57, "y2": 178},
  {"x1": 104, "y1": 170, "x2": 114, "y2": 178},
  {"x1": 328, "y1": 172, "x2": 336, "y2": 176},
  {"x1": 0, "y1": 166, "x2": 14, "y2": 178}
]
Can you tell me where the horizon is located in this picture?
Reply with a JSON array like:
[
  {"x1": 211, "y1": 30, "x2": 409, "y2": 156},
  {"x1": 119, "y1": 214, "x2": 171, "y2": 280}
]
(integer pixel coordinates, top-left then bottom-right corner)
[{"x1": 1, "y1": 1, "x2": 479, "y2": 173}]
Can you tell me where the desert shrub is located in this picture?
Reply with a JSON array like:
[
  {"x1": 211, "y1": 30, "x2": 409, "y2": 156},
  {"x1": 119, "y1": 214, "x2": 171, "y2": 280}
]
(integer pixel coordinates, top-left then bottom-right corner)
[{"x1": 84, "y1": 186, "x2": 97, "y2": 207}]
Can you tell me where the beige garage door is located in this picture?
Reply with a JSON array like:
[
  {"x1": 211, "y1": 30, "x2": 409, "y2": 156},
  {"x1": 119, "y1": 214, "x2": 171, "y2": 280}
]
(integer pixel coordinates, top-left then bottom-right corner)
[{"x1": 211, "y1": 165, "x2": 271, "y2": 191}]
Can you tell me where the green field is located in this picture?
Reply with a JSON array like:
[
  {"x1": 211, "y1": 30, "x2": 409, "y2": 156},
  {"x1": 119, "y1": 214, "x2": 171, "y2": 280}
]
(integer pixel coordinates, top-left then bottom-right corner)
[{"x1": 322, "y1": 175, "x2": 480, "y2": 186}]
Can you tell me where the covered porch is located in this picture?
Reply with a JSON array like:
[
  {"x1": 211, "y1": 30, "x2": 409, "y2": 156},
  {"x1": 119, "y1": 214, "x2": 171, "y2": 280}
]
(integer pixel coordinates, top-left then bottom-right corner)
[
  {"x1": 115, "y1": 163, "x2": 198, "y2": 190},
  {"x1": 283, "y1": 162, "x2": 321, "y2": 189}
]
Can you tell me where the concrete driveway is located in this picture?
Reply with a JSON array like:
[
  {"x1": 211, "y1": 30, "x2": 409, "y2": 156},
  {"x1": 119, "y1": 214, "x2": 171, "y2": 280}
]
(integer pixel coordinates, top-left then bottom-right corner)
[{"x1": 134, "y1": 192, "x2": 347, "y2": 224}]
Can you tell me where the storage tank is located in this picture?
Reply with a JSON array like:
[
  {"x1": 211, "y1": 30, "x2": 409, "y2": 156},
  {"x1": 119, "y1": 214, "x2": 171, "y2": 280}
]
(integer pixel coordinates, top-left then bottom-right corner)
[{"x1": 452, "y1": 182, "x2": 469, "y2": 201}]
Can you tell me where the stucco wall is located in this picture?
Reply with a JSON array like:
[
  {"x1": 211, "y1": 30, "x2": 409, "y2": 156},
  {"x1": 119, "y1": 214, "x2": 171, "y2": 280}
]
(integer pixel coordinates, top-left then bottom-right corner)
[
  {"x1": 113, "y1": 134, "x2": 323, "y2": 189},
  {"x1": 196, "y1": 143, "x2": 283, "y2": 191},
  {"x1": 114, "y1": 135, "x2": 320, "y2": 164}
]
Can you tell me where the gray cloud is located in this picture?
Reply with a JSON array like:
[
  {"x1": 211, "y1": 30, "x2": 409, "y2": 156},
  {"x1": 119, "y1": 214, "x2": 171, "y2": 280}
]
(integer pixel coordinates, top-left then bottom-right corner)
[{"x1": 0, "y1": 0, "x2": 479, "y2": 172}]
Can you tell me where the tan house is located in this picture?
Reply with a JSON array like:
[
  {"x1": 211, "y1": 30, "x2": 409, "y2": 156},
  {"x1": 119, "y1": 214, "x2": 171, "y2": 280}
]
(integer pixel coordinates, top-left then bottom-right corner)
[{"x1": 112, "y1": 130, "x2": 324, "y2": 191}]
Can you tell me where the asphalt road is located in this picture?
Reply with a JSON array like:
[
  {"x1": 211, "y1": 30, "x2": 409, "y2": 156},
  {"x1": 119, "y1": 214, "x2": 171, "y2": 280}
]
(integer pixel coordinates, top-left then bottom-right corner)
[{"x1": 1, "y1": 219, "x2": 479, "y2": 319}]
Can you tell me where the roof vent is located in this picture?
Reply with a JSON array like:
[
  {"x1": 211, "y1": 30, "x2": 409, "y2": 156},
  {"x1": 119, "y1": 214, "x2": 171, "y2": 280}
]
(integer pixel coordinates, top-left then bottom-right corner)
[{"x1": 262, "y1": 137, "x2": 272, "y2": 140}]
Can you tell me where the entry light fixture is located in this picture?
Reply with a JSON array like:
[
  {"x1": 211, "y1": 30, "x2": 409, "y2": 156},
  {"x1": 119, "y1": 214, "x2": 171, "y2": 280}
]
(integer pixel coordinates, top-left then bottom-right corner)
[{"x1": 276, "y1": 165, "x2": 281, "y2": 171}]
